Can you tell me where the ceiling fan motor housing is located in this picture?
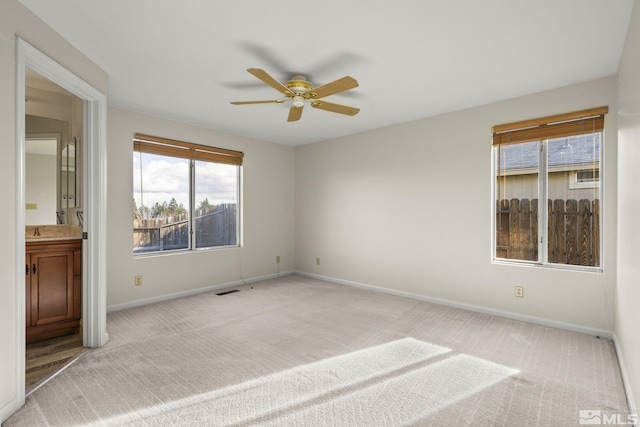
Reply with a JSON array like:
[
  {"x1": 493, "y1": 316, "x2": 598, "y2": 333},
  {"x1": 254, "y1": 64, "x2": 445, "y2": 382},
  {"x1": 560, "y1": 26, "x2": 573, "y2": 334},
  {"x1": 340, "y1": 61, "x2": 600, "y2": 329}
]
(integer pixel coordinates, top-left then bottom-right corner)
[{"x1": 285, "y1": 76, "x2": 313, "y2": 94}]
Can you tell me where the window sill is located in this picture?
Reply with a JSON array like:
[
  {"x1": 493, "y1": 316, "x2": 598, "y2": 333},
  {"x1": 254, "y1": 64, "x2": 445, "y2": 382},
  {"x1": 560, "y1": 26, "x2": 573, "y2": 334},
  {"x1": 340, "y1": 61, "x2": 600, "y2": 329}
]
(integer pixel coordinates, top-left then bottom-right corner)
[
  {"x1": 492, "y1": 258, "x2": 603, "y2": 273},
  {"x1": 133, "y1": 245, "x2": 241, "y2": 259}
]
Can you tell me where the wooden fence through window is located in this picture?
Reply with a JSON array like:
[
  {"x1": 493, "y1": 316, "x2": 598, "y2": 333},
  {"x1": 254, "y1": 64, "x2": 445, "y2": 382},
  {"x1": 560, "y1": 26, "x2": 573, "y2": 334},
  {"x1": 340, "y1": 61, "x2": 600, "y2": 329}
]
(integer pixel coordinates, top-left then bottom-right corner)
[
  {"x1": 496, "y1": 198, "x2": 600, "y2": 267},
  {"x1": 133, "y1": 204, "x2": 237, "y2": 253}
]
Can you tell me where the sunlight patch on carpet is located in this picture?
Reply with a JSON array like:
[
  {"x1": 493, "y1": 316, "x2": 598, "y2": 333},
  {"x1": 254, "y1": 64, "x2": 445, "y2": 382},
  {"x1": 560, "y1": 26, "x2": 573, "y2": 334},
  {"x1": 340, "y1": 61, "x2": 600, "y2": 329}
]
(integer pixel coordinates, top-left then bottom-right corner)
[
  {"x1": 85, "y1": 338, "x2": 518, "y2": 426},
  {"x1": 88, "y1": 338, "x2": 449, "y2": 425},
  {"x1": 273, "y1": 353, "x2": 520, "y2": 426}
]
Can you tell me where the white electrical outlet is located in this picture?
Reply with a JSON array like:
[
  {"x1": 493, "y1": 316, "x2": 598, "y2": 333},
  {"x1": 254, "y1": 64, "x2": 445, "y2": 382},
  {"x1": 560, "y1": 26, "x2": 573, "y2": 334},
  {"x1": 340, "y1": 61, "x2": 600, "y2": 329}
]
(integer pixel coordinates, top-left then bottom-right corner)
[{"x1": 515, "y1": 286, "x2": 524, "y2": 298}]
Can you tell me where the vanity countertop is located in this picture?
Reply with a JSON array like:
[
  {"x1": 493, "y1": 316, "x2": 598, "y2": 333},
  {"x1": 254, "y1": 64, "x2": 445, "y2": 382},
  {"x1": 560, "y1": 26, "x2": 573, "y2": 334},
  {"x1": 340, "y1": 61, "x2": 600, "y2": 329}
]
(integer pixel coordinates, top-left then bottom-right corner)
[
  {"x1": 26, "y1": 225, "x2": 82, "y2": 242},
  {"x1": 26, "y1": 236, "x2": 82, "y2": 242}
]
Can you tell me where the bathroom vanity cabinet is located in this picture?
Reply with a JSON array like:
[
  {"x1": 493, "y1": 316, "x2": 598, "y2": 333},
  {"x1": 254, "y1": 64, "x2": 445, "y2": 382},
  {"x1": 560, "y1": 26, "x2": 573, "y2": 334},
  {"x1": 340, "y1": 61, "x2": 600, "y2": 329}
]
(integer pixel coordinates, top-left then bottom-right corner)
[{"x1": 26, "y1": 239, "x2": 81, "y2": 343}]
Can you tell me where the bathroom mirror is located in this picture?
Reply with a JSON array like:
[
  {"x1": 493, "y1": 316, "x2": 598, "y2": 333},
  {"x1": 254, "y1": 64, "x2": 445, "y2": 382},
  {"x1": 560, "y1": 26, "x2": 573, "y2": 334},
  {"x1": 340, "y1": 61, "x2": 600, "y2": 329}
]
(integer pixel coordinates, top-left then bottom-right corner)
[
  {"x1": 25, "y1": 67, "x2": 83, "y2": 226},
  {"x1": 25, "y1": 131, "x2": 60, "y2": 225}
]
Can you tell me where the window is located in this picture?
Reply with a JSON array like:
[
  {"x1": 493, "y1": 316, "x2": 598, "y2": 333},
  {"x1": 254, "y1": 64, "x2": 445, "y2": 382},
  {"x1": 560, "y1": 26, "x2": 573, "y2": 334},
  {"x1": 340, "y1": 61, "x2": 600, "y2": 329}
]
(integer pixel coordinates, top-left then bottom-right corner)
[
  {"x1": 492, "y1": 107, "x2": 607, "y2": 268},
  {"x1": 133, "y1": 134, "x2": 243, "y2": 254},
  {"x1": 569, "y1": 170, "x2": 600, "y2": 190}
]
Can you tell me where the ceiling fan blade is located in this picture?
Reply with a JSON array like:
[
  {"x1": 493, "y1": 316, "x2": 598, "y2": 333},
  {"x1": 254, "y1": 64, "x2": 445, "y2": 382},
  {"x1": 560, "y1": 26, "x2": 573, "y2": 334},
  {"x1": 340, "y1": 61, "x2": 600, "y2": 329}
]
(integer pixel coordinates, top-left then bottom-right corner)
[
  {"x1": 287, "y1": 106, "x2": 303, "y2": 122},
  {"x1": 238, "y1": 42, "x2": 290, "y2": 76},
  {"x1": 230, "y1": 99, "x2": 284, "y2": 105},
  {"x1": 310, "y1": 100, "x2": 360, "y2": 116},
  {"x1": 305, "y1": 76, "x2": 359, "y2": 99},
  {"x1": 247, "y1": 68, "x2": 292, "y2": 96}
]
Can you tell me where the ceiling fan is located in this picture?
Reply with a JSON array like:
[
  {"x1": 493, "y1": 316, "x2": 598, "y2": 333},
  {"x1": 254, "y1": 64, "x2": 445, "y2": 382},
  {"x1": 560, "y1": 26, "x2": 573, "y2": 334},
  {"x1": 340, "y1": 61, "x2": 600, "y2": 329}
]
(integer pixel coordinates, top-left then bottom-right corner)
[{"x1": 230, "y1": 68, "x2": 360, "y2": 122}]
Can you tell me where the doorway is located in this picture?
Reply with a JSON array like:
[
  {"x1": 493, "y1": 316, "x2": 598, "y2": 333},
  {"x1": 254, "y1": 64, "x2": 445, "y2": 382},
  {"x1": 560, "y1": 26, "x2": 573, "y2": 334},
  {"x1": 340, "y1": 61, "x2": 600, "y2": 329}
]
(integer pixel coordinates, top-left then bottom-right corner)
[
  {"x1": 24, "y1": 71, "x2": 85, "y2": 392},
  {"x1": 15, "y1": 38, "x2": 108, "y2": 405}
]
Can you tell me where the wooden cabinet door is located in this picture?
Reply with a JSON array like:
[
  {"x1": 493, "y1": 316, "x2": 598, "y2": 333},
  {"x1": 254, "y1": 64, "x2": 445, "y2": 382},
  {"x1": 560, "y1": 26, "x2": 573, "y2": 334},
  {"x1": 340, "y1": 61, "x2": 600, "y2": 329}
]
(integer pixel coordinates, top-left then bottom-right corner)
[
  {"x1": 29, "y1": 250, "x2": 74, "y2": 326},
  {"x1": 26, "y1": 239, "x2": 82, "y2": 343}
]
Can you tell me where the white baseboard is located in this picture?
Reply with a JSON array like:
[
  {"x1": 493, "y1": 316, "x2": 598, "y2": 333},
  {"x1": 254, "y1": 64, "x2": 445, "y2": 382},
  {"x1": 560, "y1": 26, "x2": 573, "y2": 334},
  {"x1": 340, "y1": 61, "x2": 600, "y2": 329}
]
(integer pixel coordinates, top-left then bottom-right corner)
[
  {"x1": 296, "y1": 271, "x2": 613, "y2": 339},
  {"x1": 1, "y1": 398, "x2": 24, "y2": 425},
  {"x1": 107, "y1": 271, "x2": 294, "y2": 312},
  {"x1": 613, "y1": 333, "x2": 638, "y2": 416}
]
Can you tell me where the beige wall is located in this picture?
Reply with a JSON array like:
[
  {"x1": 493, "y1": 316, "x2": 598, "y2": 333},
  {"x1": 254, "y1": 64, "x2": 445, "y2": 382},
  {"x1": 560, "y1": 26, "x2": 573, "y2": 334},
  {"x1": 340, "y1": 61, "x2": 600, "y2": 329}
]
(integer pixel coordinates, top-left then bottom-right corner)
[
  {"x1": 616, "y1": 0, "x2": 640, "y2": 413},
  {"x1": 106, "y1": 107, "x2": 295, "y2": 307},
  {"x1": 0, "y1": 0, "x2": 108, "y2": 420},
  {"x1": 295, "y1": 76, "x2": 617, "y2": 331}
]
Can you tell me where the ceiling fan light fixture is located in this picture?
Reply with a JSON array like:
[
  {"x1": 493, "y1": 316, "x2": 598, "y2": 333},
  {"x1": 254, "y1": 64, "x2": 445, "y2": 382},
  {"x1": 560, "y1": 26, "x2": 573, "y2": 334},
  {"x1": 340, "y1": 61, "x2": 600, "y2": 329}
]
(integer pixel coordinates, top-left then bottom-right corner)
[{"x1": 292, "y1": 95, "x2": 305, "y2": 108}]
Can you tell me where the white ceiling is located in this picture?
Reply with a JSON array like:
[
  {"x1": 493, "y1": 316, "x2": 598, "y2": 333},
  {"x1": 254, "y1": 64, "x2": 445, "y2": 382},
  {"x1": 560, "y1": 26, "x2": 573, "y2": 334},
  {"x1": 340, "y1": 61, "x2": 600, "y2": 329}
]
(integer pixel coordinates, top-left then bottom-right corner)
[{"x1": 19, "y1": 0, "x2": 634, "y2": 146}]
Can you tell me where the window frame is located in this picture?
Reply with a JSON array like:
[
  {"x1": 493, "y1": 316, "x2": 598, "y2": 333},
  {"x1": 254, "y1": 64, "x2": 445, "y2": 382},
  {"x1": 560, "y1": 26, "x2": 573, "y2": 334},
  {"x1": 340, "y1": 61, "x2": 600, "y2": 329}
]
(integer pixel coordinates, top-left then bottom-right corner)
[
  {"x1": 491, "y1": 107, "x2": 607, "y2": 272},
  {"x1": 133, "y1": 134, "x2": 243, "y2": 256}
]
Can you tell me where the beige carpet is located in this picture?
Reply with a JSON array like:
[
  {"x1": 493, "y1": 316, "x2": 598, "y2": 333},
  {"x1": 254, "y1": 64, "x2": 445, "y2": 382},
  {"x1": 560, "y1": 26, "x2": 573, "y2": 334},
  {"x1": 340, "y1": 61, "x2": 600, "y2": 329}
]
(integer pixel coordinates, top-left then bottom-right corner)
[{"x1": 4, "y1": 274, "x2": 629, "y2": 426}]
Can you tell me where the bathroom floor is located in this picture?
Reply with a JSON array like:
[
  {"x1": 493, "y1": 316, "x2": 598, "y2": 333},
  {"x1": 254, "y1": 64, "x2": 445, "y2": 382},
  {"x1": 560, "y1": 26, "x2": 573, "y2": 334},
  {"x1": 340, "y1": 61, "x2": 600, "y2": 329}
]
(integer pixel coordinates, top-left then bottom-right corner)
[{"x1": 26, "y1": 333, "x2": 85, "y2": 393}]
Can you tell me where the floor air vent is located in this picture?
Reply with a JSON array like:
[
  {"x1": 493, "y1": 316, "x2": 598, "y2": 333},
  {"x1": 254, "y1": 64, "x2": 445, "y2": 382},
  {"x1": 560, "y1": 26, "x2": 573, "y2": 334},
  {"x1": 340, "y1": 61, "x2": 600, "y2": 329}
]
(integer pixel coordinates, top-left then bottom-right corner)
[{"x1": 216, "y1": 289, "x2": 239, "y2": 296}]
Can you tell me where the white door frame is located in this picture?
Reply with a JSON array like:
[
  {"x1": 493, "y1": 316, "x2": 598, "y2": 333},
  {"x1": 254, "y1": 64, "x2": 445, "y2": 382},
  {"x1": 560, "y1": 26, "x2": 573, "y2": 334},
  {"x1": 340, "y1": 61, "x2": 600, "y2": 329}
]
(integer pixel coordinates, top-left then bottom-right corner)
[{"x1": 13, "y1": 38, "x2": 108, "y2": 406}]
